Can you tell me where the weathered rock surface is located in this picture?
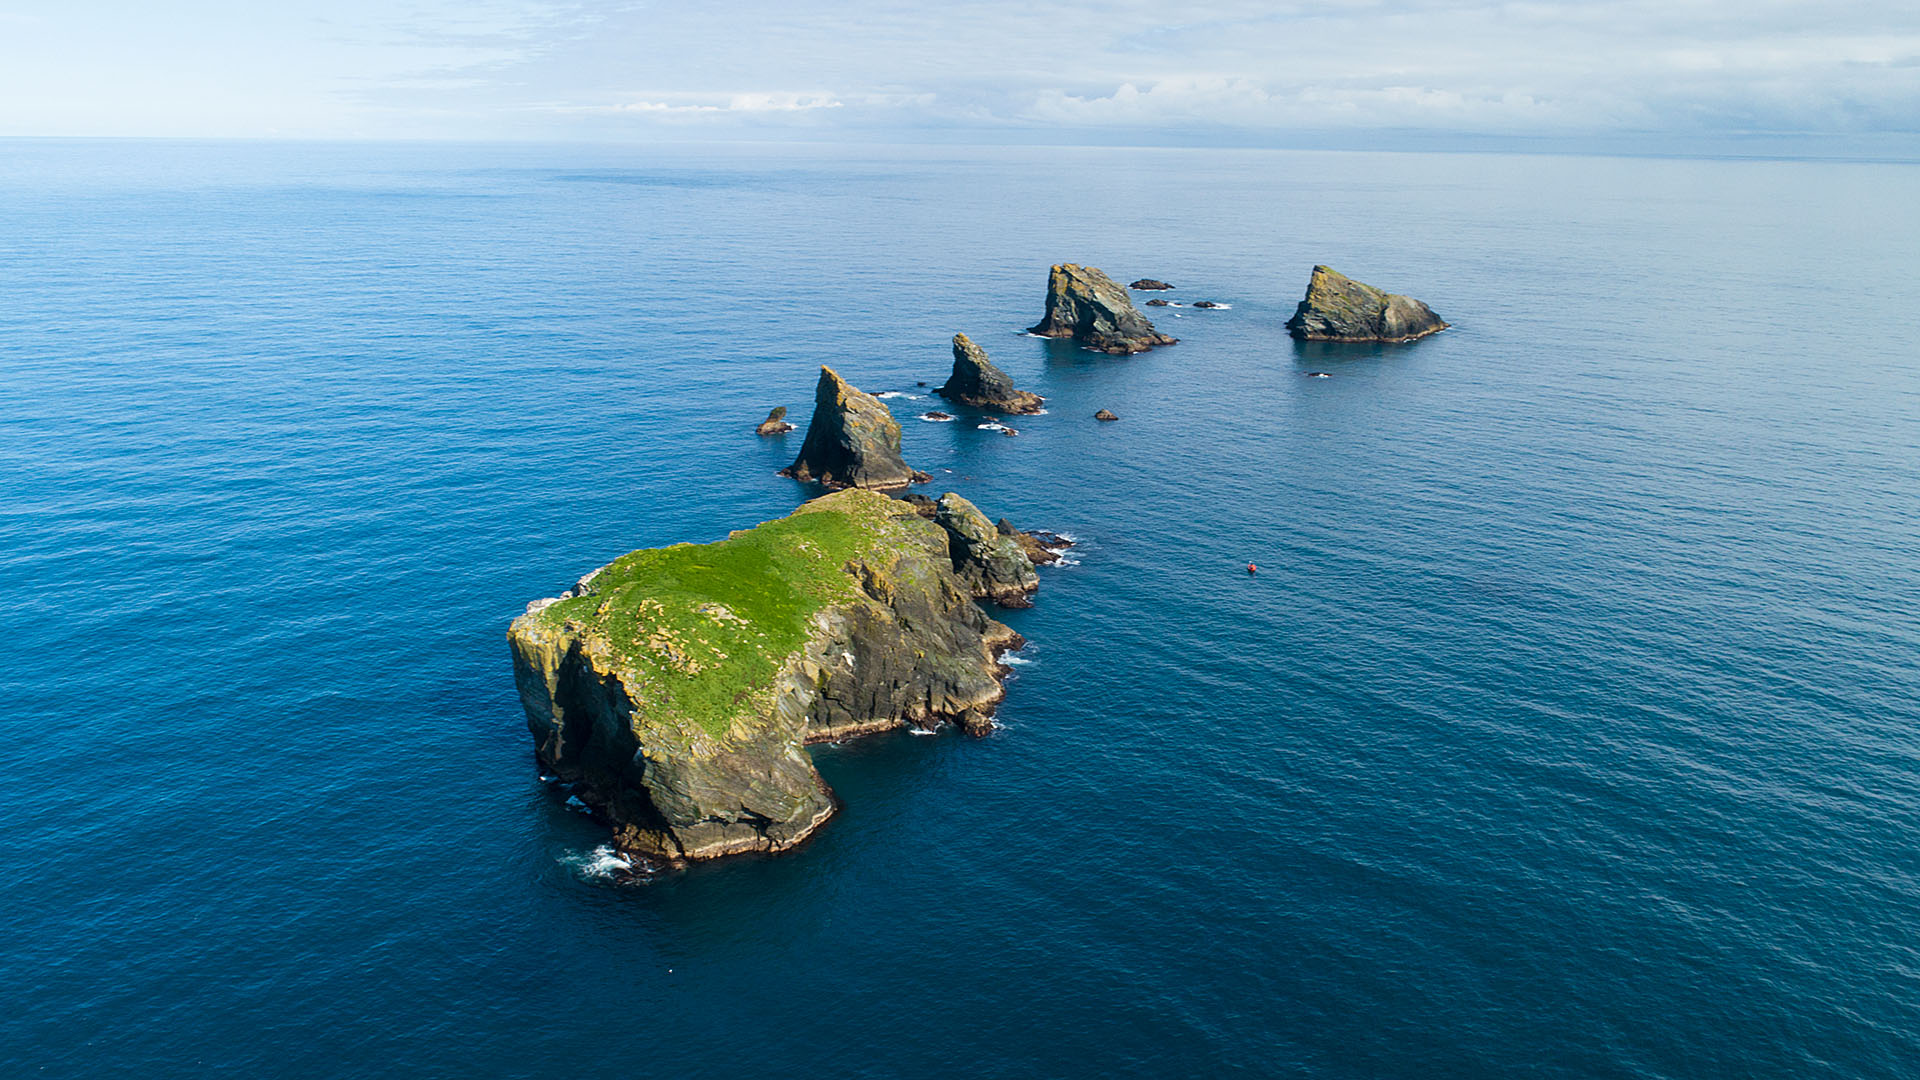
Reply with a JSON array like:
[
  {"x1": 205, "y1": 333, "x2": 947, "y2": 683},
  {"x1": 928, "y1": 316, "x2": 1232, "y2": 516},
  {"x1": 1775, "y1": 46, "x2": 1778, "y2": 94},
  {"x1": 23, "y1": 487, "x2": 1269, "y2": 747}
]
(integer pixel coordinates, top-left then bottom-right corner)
[
  {"x1": 755, "y1": 406, "x2": 794, "y2": 435},
  {"x1": 780, "y1": 366, "x2": 929, "y2": 489},
  {"x1": 933, "y1": 492, "x2": 1039, "y2": 608},
  {"x1": 935, "y1": 333, "x2": 1045, "y2": 414},
  {"x1": 997, "y1": 517, "x2": 1074, "y2": 565},
  {"x1": 1129, "y1": 278, "x2": 1174, "y2": 291},
  {"x1": 1285, "y1": 265, "x2": 1448, "y2": 343},
  {"x1": 507, "y1": 490, "x2": 1026, "y2": 865},
  {"x1": 1192, "y1": 300, "x2": 1223, "y2": 309},
  {"x1": 1144, "y1": 298, "x2": 1171, "y2": 307},
  {"x1": 1094, "y1": 409, "x2": 1119, "y2": 422},
  {"x1": 1028, "y1": 264, "x2": 1177, "y2": 355}
]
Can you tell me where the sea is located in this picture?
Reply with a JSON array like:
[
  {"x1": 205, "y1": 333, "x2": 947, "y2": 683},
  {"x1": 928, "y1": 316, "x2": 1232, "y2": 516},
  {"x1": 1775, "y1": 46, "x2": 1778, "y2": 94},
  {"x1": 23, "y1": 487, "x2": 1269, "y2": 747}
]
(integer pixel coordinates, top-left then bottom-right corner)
[{"x1": 1, "y1": 139, "x2": 1916, "y2": 1078}]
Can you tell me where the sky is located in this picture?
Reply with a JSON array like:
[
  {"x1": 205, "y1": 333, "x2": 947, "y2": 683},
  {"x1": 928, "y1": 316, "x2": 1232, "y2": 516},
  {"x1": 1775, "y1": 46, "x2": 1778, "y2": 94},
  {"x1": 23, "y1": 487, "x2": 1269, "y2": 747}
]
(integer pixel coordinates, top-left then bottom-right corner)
[{"x1": 1, "y1": 1, "x2": 1916, "y2": 147}]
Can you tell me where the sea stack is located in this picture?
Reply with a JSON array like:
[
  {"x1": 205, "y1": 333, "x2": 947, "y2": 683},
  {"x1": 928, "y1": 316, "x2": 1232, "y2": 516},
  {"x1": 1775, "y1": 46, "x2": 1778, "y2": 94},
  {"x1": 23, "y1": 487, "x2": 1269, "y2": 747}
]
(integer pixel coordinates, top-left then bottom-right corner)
[
  {"x1": 1285, "y1": 266, "x2": 1448, "y2": 343},
  {"x1": 936, "y1": 333, "x2": 1045, "y2": 414},
  {"x1": 755, "y1": 406, "x2": 794, "y2": 435},
  {"x1": 1028, "y1": 264, "x2": 1177, "y2": 355},
  {"x1": 507, "y1": 490, "x2": 1027, "y2": 864},
  {"x1": 780, "y1": 366, "x2": 929, "y2": 489}
]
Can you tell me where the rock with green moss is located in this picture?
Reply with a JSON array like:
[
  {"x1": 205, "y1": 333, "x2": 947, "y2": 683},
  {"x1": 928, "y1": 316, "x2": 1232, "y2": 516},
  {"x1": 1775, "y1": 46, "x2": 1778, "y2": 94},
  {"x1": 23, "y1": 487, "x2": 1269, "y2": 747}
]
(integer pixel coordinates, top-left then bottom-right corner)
[
  {"x1": 780, "y1": 366, "x2": 930, "y2": 489},
  {"x1": 933, "y1": 492, "x2": 1039, "y2": 608},
  {"x1": 936, "y1": 333, "x2": 1045, "y2": 414},
  {"x1": 1028, "y1": 264, "x2": 1177, "y2": 355},
  {"x1": 507, "y1": 489, "x2": 1025, "y2": 864},
  {"x1": 1285, "y1": 265, "x2": 1448, "y2": 343}
]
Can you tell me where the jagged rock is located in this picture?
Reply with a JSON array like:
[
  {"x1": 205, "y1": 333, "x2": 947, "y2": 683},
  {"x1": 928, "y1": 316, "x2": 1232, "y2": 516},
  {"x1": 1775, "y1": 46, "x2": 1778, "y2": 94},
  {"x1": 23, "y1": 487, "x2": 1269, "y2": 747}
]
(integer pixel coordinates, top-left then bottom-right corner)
[
  {"x1": 1144, "y1": 298, "x2": 1171, "y2": 307},
  {"x1": 922, "y1": 410, "x2": 953, "y2": 421},
  {"x1": 934, "y1": 492, "x2": 1039, "y2": 608},
  {"x1": 935, "y1": 333, "x2": 1045, "y2": 414},
  {"x1": 997, "y1": 517, "x2": 1075, "y2": 565},
  {"x1": 1028, "y1": 264, "x2": 1177, "y2": 355},
  {"x1": 1192, "y1": 300, "x2": 1222, "y2": 309},
  {"x1": 507, "y1": 490, "x2": 1025, "y2": 864},
  {"x1": 755, "y1": 406, "x2": 794, "y2": 435},
  {"x1": 780, "y1": 366, "x2": 929, "y2": 489},
  {"x1": 901, "y1": 492, "x2": 937, "y2": 518},
  {"x1": 1129, "y1": 279, "x2": 1174, "y2": 290},
  {"x1": 1285, "y1": 265, "x2": 1448, "y2": 343},
  {"x1": 1094, "y1": 409, "x2": 1119, "y2": 422}
]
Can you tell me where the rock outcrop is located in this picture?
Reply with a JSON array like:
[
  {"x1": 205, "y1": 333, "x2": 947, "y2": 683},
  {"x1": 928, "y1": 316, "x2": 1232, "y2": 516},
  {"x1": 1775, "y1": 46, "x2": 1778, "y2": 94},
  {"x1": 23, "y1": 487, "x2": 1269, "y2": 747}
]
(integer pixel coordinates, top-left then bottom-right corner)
[
  {"x1": 1129, "y1": 279, "x2": 1174, "y2": 291},
  {"x1": 780, "y1": 366, "x2": 929, "y2": 489},
  {"x1": 1094, "y1": 409, "x2": 1119, "y2": 422},
  {"x1": 1285, "y1": 265, "x2": 1448, "y2": 343},
  {"x1": 755, "y1": 406, "x2": 794, "y2": 435},
  {"x1": 933, "y1": 492, "x2": 1039, "y2": 608},
  {"x1": 507, "y1": 490, "x2": 1026, "y2": 865},
  {"x1": 1028, "y1": 264, "x2": 1177, "y2": 355},
  {"x1": 997, "y1": 518, "x2": 1074, "y2": 565},
  {"x1": 935, "y1": 333, "x2": 1044, "y2": 414}
]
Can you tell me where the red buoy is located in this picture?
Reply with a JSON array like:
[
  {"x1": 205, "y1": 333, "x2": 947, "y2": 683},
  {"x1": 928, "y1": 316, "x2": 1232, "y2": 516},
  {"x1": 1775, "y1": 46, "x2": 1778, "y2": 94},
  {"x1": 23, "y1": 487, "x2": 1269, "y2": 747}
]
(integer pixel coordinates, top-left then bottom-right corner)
[{"x1": 1247, "y1": 563, "x2": 1257, "y2": 574}]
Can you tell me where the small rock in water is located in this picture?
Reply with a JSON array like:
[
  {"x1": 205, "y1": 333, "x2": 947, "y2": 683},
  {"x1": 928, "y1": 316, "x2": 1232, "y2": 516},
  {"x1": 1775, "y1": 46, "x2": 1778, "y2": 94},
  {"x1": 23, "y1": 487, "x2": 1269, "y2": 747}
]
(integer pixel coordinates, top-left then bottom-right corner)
[
  {"x1": 755, "y1": 405, "x2": 794, "y2": 435},
  {"x1": 1305, "y1": 372, "x2": 1332, "y2": 379},
  {"x1": 922, "y1": 410, "x2": 953, "y2": 421},
  {"x1": 1094, "y1": 409, "x2": 1119, "y2": 422},
  {"x1": 1129, "y1": 278, "x2": 1174, "y2": 290},
  {"x1": 1191, "y1": 300, "x2": 1222, "y2": 309},
  {"x1": 1144, "y1": 298, "x2": 1171, "y2": 307}
]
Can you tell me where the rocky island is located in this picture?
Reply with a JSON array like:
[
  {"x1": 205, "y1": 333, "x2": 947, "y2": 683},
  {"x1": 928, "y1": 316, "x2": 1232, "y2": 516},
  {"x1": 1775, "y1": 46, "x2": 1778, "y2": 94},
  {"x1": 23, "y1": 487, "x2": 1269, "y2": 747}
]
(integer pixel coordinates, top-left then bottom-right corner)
[
  {"x1": 508, "y1": 488, "x2": 1042, "y2": 865},
  {"x1": 935, "y1": 333, "x2": 1044, "y2": 414},
  {"x1": 1286, "y1": 265, "x2": 1448, "y2": 343},
  {"x1": 1028, "y1": 263, "x2": 1177, "y2": 354},
  {"x1": 780, "y1": 365, "x2": 930, "y2": 489},
  {"x1": 755, "y1": 406, "x2": 794, "y2": 435}
]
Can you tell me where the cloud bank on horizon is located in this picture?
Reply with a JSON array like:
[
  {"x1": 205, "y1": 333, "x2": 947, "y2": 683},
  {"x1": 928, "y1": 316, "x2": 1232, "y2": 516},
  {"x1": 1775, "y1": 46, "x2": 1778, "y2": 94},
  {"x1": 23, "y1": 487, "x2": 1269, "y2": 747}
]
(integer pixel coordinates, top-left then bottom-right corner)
[{"x1": 1, "y1": 0, "x2": 1916, "y2": 143}]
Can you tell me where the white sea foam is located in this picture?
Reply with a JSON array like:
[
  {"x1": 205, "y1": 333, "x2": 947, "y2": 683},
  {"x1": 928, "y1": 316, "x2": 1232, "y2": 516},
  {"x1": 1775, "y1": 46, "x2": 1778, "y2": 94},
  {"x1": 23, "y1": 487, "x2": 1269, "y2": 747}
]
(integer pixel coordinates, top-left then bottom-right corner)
[
  {"x1": 1052, "y1": 556, "x2": 1082, "y2": 567},
  {"x1": 561, "y1": 843, "x2": 634, "y2": 882},
  {"x1": 875, "y1": 391, "x2": 910, "y2": 399},
  {"x1": 977, "y1": 422, "x2": 1010, "y2": 432},
  {"x1": 908, "y1": 726, "x2": 939, "y2": 736},
  {"x1": 1004, "y1": 654, "x2": 1033, "y2": 666}
]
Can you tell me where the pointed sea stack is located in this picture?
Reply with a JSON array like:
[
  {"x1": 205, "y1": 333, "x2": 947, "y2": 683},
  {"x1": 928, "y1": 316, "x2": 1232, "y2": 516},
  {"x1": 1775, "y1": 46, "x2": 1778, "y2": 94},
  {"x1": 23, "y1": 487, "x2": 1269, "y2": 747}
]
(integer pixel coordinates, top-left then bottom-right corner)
[
  {"x1": 755, "y1": 406, "x2": 794, "y2": 435},
  {"x1": 936, "y1": 333, "x2": 1045, "y2": 414},
  {"x1": 780, "y1": 366, "x2": 929, "y2": 489},
  {"x1": 1285, "y1": 266, "x2": 1448, "y2": 343},
  {"x1": 1028, "y1": 264, "x2": 1177, "y2": 355}
]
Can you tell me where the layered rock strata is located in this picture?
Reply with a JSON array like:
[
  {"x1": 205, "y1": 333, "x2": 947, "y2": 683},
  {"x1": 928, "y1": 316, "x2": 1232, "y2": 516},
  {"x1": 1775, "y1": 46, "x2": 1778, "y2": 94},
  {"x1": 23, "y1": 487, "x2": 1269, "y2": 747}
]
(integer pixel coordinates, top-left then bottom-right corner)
[
  {"x1": 935, "y1": 333, "x2": 1044, "y2": 414},
  {"x1": 780, "y1": 366, "x2": 929, "y2": 488},
  {"x1": 1285, "y1": 265, "x2": 1448, "y2": 343},
  {"x1": 507, "y1": 490, "x2": 1027, "y2": 864},
  {"x1": 1028, "y1": 264, "x2": 1177, "y2": 355}
]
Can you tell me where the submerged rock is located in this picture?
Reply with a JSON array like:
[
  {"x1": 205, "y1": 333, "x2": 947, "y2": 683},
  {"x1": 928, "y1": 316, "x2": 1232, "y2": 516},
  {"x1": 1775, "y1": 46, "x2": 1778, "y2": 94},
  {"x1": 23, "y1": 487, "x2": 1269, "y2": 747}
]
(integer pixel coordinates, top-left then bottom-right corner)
[
  {"x1": 1144, "y1": 298, "x2": 1171, "y2": 307},
  {"x1": 936, "y1": 333, "x2": 1045, "y2": 414},
  {"x1": 780, "y1": 366, "x2": 930, "y2": 489},
  {"x1": 507, "y1": 490, "x2": 1027, "y2": 864},
  {"x1": 934, "y1": 492, "x2": 1039, "y2": 608},
  {"x1": 1028, "y1": 264, "x2": 1177, "y2": 355},
  {"x1": 1129, "y1": 278, "x2": 1174, "y2": 290},
  {"x1": 1094, "y1": 409, "x2": 1119, "y2": 422},
  {"x1": 1285, "y1": 265, "x2": 1448, "y2": 343},
  {"x1": 755, "y1": 406, "x2": 794, "y2": 435}
]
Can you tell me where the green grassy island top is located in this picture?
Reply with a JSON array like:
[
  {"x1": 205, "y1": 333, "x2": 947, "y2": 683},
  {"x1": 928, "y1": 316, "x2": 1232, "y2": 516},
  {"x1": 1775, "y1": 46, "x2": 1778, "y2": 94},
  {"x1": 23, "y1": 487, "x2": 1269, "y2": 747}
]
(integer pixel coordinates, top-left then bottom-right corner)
[{"x1": 519, "y1": 489, "x2": 931, "y2": 738}]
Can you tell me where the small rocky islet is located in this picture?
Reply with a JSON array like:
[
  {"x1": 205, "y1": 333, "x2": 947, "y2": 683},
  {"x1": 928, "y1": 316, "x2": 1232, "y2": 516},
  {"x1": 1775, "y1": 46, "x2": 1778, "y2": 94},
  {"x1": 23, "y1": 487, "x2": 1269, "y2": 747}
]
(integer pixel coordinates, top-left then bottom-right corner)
[
  {"x1": 521, "y1": 257, "x2": 1449, "y2": 869},
  {"x1": 1286, "y1": 265, "x2": 1447, "y2": 343}
]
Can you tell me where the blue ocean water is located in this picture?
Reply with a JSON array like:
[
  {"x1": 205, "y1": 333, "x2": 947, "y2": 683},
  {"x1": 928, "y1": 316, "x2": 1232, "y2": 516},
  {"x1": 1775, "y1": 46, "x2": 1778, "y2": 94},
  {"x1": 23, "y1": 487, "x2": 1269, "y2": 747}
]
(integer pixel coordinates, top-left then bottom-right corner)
[{"x1": 1, "y1": 139, "x2": 1917, "y2": 1078}]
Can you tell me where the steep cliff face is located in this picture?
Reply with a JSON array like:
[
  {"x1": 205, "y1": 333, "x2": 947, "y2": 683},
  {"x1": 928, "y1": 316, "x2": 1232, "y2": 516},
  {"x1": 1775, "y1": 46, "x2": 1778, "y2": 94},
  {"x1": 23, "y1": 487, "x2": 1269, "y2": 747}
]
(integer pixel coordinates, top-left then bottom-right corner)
[
  {"x1": 780, "y1": 366, "x2": 929, "y2": 489},
  {"x1": 934, "y1": 492, "x2": 1039, "y2": 607},
  {"x1": 936, "y1": 333, "x2": 1044, "y2": 414},
  {"x1": 1027, "y1": 264, "x2": 1177, "y2": 355},
  {"x1": 1285, "y1": 265, "x2": 1449, "y2": 343},
  {"x1": 507, "y1": 490, "x2": 1023, "y2": 864}
]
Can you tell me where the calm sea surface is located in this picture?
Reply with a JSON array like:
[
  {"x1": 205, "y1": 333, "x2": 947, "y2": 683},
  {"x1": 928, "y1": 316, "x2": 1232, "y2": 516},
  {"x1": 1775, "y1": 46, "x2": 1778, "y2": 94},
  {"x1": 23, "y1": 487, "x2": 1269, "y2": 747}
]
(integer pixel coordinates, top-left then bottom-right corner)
[{"x1": 1, "y1": 140, "x2": 1916, "y2": 1078}]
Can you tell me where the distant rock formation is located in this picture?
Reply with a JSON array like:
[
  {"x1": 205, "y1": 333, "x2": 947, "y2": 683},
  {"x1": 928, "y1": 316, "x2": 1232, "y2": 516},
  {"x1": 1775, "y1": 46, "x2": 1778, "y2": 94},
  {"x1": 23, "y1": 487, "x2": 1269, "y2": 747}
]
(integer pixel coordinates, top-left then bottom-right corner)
[
  {"x1": 1129, "y1": 278, "x2": 1174, "y2": 291},
  {"x1": 936, "y1": 333, "x2": 1045, "y2": 414},
  {"x1": 780, "y1": 366, "x2": 930, "y2": 489},
  {"x1": 934, "y1": 492, "x2": 1039, "y2": 608},
  {"x1": 1285, "y1": 265, "x2": 1448, "y2": 343},
  {"x1": 1191, "y1": 300, "x2": 1223, "y2": 309},
  {"x1": 755, "y1": 406, "x2": 794, "y2": 435},
  {"x1": 1144, "y1": 298, "x2": 1171, "y2": 307},
  {"x1": 1028, "y1": 264, "x2": 1177, "y2": 355},
  {"x1": 1094, "y1": 409, "x2": 1119, "y2": 422}
]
